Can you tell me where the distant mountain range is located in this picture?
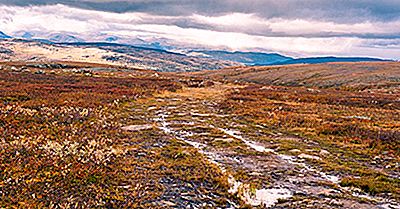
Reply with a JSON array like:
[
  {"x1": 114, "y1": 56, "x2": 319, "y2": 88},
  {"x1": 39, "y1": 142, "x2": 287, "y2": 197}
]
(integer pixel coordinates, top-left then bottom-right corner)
[
  {"x1": 5, "y1": 31, "x2": 84, "y2": 43},
  {"x1": 47, "y1": 33, "x2": 84, "y2": 43},
  {"x1": 188, "y1": 52, "x2": 389, "y2": 66},
  {"x1": 191, "y1": 51, "x2": 388, "y2": 66},
  {"x1": 192, "y1": 51, "x2": 293, "y2": 65},
  {"x1": 0, "y1": 31, "x2": 11, "y2": 39},
  {"x1": 0, "y1": 31, "x2": 392, "y2": 66}
]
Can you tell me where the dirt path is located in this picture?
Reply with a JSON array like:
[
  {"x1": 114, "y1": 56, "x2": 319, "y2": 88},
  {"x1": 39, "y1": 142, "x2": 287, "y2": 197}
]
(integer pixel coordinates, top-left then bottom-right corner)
[{"x1": 123, "y1": 83, "x2": 399, "y2": 208}]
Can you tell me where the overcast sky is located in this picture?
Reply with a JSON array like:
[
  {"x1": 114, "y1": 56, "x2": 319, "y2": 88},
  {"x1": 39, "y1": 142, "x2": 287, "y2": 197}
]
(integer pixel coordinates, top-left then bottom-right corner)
[{"x1": 0, "y1": 0, "x2": 399, "y2": 59}]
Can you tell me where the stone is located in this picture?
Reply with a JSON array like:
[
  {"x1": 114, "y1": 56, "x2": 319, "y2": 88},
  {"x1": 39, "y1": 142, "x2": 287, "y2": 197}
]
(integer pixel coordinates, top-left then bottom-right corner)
[
  {"x1": 290, "y1": 149, "x2": 301, "y2": 153},
  {"x1": 161, "y1": 200, "x2": 176, "y2": 206},
  {"x1": 320, "y1": 149, "x2": 330, "y2": 155},
  {"x1": 147, "y1": 106, "x2": 157, "y2": 111},
  {"x1": 298, "y1": 153, "x2": 322, "y2": 161},
  {"x1": 213, "y1": 138, "x2": 235, "y2": 143},
  {"x1": 121, "y1": 124, "x2": 153, "y2": 131}
]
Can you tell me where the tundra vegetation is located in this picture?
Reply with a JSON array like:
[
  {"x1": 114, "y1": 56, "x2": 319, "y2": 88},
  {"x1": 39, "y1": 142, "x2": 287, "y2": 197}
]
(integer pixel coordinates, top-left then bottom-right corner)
[{"x1": 0, "y1": 61, "x2": 399, "y2": 208}]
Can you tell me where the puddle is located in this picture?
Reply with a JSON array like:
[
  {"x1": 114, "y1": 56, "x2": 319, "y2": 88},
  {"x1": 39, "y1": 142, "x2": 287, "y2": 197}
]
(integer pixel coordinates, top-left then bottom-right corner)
[
  {"x1": 218, "y1": 128, "x2": 275, "y2": 153},
  {"x1": 228, "y1": 175, "x2": 292, "y2": 207},
  {"x1": 154, "y1": 109, "x2": 291, "y2": 207},
  {"x1": 349, "y1": 189, "x2": 400, "y2": 209},
  {"x1": 278, "y1": 154, "x2": 340, "y2": 184},
  {"x1": 250, "y1": 188, "x2": 293, "y2": 207},
  {"x1": 149, "y1": 103, "x2": 399, "y2": 208},
  {"x1": 217, "y1": 128, "x2": 343, "y2": 186},
  {"x1": 155, "y1": 112, "x2": 206, "y2": 149},
  {"x1": 216, "y1": 126, "x2": 338, "y2": 188}
]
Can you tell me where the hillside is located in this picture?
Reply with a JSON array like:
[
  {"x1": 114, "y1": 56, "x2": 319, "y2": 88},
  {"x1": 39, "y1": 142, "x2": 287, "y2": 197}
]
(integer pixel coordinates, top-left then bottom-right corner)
[
  {"x1": 192, "y1": 52, "x2": 388, "y2": 66},
  {"x1": 190, "y1": 62, "x2": 400, "y2": 92},
  {"x1": 192, "y1": 50, "x2": 293, "y2": 65},
  {"x1": 0, "y1": 39, "x2": 239, "y2": 72},
  {"x1": 1, "y1": 33, "x2": 390, "y2": 68},
  {"x1": 272, "y1": 57, "x2": 387, "y2": 65}
]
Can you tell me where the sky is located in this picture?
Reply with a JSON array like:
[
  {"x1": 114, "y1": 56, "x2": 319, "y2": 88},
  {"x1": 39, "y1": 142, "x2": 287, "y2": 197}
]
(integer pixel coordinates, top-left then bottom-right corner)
[{"x1": 0, "y1": 0, "x2": 399, "y2": 59}]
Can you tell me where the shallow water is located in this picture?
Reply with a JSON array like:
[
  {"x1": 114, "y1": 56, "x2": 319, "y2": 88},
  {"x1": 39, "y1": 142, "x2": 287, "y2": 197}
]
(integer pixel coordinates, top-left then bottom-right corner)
[{"x1": 150, "y1": 100, "x2": 399, "y2": 208}]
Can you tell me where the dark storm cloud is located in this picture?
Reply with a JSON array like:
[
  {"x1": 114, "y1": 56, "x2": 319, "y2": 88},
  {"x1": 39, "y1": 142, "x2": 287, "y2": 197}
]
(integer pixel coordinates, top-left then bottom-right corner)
[{"x1": 1, "y1": 0, "x2": 400, "y2": 23}]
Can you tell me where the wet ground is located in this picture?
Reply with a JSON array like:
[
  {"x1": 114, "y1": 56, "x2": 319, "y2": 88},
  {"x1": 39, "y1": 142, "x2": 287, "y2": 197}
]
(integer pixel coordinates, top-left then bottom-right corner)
[{"x1": 122, "y1": 83, "x2": 399, "y2": 208}]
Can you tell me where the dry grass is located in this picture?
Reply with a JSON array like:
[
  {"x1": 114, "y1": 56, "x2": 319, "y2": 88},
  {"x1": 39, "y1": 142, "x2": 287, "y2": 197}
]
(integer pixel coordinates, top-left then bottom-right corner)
[
  {"x1": 1, "y1": 61, "x2": 399, "y2": 207},
  {"x1": 219, "y1": 83, "x2": 399, "y2": 196},
  {"x1": 0, "y1": 63, "x2": 192, "y2": 207}
]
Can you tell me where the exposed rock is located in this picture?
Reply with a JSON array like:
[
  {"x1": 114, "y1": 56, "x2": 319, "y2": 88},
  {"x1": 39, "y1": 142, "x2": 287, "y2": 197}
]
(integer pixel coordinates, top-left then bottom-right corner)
[
  {"x1": 343, "y1": 115, "x2": 372, "y2": 120},
  {"x1": 121, "y1": 124, "x2": 153, "y2": 132},
  {"x1": 307, "y1": 88, "x2": 321, "y2": 93},
  {"x1": 213, "y1": 138, "x2": 235, "y2": 143},
  {"x1": 260, "y1": 86, "x2": 274, "y2": 90},
  {"x1": 317, "y1": 189, "x2": 337, "y2": 197},
  {"x1": 160, "y1": 200, "x2": 176, "y2": 206},
  {"x1": 320, "y1": 149, "x2": 330, "y2": 155},
  {"x1": 298, "y1": 153, "x2": 322, "y2": 161},
  {"x1": 147, "y1": 106, "x2": 157, "y2": 111},
  {"x1": 35, "y1": 70, "x2": 45, "y2": 74},
  {"x1": 191, "y1": 113, "x2": 212, "y2": 117},
  {"x1": 290, "y1": 149, "x2": 301, "y2": 153}
]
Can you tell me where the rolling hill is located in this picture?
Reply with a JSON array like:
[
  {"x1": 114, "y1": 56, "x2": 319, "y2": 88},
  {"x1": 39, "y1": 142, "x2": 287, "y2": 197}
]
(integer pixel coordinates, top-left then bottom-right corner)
[
  {"x1": 0, "y1": 32, "x2": 391, "y2": 68},
  {"x1": 0, "y1": 39, "x2": 239, "y2": 72},
  {"x1": 271, "y1": 56, "x2": 387, "y2": 65},
  {"x1": 188, "y1": 51, "x2": 388, "y2": 66},
  {"x1": 192, "y1": 50, "x2": 293, "y2": 65},
  {"x1": 190, "y1": 62, "x2": 400, "y2": 91}
]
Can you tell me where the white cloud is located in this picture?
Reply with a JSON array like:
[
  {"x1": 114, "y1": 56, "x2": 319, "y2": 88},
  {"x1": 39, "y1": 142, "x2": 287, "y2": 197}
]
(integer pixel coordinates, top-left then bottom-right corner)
[
  {"x1": 0, "y1": 4, "x2": 399, "y2": 59},
  {"x1": 191, "y1": 13, "x2": 400, "y2": 36}
]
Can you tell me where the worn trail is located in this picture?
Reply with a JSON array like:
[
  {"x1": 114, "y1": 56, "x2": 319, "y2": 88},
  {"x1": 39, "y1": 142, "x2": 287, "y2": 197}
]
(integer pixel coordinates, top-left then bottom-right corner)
[{"x1": 127, "y1": 84, "x2": 399, "y2": 208}]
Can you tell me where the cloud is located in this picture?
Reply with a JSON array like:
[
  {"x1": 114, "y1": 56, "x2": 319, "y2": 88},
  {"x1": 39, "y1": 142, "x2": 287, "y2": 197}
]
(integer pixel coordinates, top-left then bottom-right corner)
[
  {"x1": 190, "y1": 13, "x2": 400, "y2": 39},
  {"x1": 2, "y1": 4, "x2": 399, "y2": 38},
  {"x1": 1, "y1": 0, "x2": 400, "y2": 23},
  {"x1": 0, "y1": 3, "x2": 399, "y2": 59}
]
